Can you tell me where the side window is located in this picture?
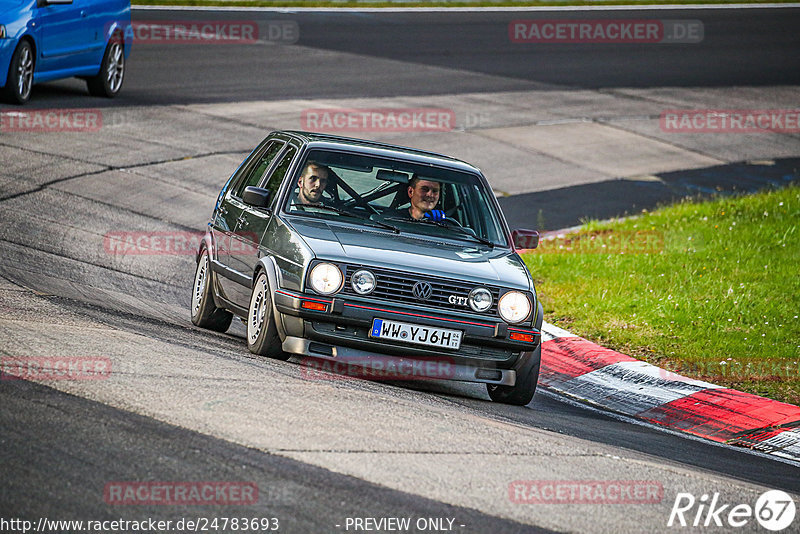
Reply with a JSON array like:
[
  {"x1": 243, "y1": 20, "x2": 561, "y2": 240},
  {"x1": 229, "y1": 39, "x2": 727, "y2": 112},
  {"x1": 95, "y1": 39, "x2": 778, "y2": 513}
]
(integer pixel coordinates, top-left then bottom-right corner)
[
  {"x1": 263, "y1": 145, "x2": 298, "y2": 200},
  {"x1": 232, "y1": 141, "x2": 284, "y2": 198}
]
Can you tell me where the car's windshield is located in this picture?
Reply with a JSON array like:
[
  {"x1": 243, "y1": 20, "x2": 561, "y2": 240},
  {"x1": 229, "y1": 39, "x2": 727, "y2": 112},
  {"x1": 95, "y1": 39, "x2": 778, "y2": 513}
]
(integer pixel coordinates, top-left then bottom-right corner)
[{"x1": 283, "y1": 149, "x2": 508, "y2": 247}]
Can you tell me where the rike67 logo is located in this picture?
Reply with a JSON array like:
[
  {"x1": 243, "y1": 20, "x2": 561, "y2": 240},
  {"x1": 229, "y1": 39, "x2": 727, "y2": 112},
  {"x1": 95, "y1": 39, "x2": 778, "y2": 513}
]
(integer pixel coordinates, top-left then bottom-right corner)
[{"x1": 668, "y1": 490, "x2": 796, "y2": 531}]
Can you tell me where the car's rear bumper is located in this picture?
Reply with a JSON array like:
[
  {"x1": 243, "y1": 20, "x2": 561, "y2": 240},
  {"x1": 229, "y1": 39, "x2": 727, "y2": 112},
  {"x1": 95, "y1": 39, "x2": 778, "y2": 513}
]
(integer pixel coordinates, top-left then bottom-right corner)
[{"x1": 273, "y1": 288, "x2": 540, "y2": 385}]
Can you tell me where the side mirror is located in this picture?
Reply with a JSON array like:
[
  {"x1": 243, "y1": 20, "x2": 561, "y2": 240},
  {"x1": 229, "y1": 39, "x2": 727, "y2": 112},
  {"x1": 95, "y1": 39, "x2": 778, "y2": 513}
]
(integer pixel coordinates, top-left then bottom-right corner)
[
  {"x1": 512, "y1": 229, "x2": 539, "y2": 250},
  {"x1": 242, "y1": 186, "x2": 271, "y2": 209}
]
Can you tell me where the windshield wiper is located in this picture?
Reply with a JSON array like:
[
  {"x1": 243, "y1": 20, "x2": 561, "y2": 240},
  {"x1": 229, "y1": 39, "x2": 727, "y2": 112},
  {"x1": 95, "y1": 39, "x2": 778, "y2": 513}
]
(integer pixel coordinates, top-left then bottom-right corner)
[
  {"x1": 383, "y1": 216, "x2": 495, "y2": 248},
  {"x1": 289, "y1": 203, "x2": 400, "y2": 234}
]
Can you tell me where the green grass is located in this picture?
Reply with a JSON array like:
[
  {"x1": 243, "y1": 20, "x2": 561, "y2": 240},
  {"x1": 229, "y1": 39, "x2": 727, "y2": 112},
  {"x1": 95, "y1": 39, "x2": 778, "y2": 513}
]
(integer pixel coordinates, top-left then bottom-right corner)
[
  {"x1": 522, "y1": 185, "x2": 800, "y2": 405},
  {"x1": 132, "y1": 0, "x2": 800, "y2": 7}
]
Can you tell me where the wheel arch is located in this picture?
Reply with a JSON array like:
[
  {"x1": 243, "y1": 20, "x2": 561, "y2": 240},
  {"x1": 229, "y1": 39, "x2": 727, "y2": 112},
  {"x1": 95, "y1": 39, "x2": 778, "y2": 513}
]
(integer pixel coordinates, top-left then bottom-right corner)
[
  {"x1": 253, "y1": 255, "x2": 287, "y2": 341},
  {"x1": 103, "y1": 21, "x2": 130, "y2": 54},
  {"x1": 196, "y1": 231, "x2": 215, "y2": 263},
  {"x1": 19, "y1": 35, "x2": 37, "y2": 58}
]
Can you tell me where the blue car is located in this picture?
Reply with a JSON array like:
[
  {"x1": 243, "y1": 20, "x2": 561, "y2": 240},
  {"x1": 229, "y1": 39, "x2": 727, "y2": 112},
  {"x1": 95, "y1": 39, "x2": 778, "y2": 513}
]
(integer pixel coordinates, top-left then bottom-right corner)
[{"x1": 0, "y1": 0, "x2": 131, "y2": 104}]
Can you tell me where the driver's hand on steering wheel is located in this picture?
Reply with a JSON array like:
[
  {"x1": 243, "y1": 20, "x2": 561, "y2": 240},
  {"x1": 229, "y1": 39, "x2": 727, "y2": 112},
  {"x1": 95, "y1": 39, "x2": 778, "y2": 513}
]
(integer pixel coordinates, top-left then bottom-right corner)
[{"x1": 424, "y1": 209, "x2": 446, "y2": 222}]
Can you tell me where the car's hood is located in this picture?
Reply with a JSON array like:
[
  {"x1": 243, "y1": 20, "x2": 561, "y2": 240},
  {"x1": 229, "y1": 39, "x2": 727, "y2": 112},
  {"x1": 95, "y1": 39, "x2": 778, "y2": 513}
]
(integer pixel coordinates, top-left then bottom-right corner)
[{"x1": 285, "y1": 216, "x2": 532, "y2": 291}]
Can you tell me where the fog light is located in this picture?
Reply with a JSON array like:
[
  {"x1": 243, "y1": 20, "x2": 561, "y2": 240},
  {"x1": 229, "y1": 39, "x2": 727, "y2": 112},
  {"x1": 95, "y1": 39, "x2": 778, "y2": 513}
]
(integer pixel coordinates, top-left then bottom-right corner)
[
  {"x1": 351, "y1": 269, "x2": 376, "y2": 295},
  {"x1": 468, "y1": 287, "x2": 492, "y2": 312}
]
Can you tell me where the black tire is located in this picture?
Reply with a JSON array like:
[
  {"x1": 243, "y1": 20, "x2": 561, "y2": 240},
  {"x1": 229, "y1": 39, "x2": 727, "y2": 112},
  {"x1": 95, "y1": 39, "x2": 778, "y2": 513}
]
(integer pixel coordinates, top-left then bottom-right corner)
[
  {"x1": 246, "y1": 272, "x2": 290, "y2": 360},
  {"x1": 86, "y1": 36, "x2": 124, "y2": 98},
  {"x1": 487, "y1": 343, "x2": 541, "y2": 405},
  {"x1": 2, "y1": 40, "x2": 34, "y2": 105},
  {"x1": 191, "y1": 250, "x2": 233, "y2": 333}
]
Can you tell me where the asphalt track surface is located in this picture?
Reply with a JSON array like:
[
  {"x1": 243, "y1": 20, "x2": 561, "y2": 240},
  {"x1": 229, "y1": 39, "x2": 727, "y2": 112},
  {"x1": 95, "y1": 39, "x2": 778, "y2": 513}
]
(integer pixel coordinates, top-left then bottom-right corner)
[
  {"x1": 23, "y1": 7, "x2": 800, "y2": 106},
  {"x1": 2, "y1": 6, "x2": 800, "y2": 533}
]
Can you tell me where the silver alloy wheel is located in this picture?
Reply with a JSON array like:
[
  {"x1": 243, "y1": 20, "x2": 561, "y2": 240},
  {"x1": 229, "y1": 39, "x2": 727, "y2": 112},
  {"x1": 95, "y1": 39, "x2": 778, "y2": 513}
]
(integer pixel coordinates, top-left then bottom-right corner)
[
  {"x1": 248, "y1": 275, "x2": 269, "y2": 344},
  {"x1": 192, "y1": 254, "x2": 208, "y2": 318},
  {"x1": 106, "y1": 42, "x2": 124, "y2": 93},
  {"x1": 17, "y1": 45, "x2": 33, "y2": 100}
]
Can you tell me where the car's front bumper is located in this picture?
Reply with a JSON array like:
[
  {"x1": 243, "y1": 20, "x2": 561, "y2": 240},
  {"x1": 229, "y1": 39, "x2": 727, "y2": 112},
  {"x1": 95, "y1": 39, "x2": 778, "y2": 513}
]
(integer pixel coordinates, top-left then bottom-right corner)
[{"x1": 273, "y1": 288, "x2": 541, "y2": 386}]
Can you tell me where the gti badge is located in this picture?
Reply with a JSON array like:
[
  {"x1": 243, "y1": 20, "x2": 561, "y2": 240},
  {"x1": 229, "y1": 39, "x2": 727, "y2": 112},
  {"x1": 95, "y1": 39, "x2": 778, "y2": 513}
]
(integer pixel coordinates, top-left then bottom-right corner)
[{"x1": 448, "y1": 295, "x2": 468, "y2": 306}]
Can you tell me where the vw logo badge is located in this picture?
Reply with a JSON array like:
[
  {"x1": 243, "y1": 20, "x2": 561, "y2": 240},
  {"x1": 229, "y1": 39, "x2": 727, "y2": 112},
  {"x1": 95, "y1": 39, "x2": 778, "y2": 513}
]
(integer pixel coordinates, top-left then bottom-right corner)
[{"x1": 412, "y1": 281, "x2": 433, "y2": 301}]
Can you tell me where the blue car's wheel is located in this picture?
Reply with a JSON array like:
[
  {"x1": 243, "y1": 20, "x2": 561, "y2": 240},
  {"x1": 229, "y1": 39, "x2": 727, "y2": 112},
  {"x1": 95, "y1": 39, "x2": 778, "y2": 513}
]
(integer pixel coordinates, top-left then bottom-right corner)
[
  {"x1": 2, "y1": 40, "x2": 34, "y2": 104},
  {"x1": 87, "y1": 36, "x2": 124, "y2": 98}
]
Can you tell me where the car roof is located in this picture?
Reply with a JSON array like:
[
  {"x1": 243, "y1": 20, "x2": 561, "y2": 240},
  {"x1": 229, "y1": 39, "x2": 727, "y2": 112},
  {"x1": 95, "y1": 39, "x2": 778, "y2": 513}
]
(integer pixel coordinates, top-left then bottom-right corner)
[{"x1": 279, "y1": 130, "x2": 482, "y2": 175}]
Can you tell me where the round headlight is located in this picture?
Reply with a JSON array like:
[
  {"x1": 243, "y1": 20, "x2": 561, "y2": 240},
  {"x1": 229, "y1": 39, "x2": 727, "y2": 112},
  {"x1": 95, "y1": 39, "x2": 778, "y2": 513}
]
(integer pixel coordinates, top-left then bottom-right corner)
[
  {"x1": 309, "y1": 263, "x2": 343, "y2": 295},
  {"x1": 498, "y1": 291, "x2": 531, "y2": 324},
  {"x1": 351, "y1": 269, "x2": 376, "y2": 295},
  {"x1": 468, "y1": 287, "x2": 493, "y2": 312}
]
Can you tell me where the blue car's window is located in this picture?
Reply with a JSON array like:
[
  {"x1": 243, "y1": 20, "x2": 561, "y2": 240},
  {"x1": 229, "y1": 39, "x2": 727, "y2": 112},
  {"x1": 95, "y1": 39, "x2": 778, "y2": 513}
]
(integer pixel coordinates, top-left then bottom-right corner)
[{"x1": 283, "y1": 149, "x2": 508, "y2": 247}]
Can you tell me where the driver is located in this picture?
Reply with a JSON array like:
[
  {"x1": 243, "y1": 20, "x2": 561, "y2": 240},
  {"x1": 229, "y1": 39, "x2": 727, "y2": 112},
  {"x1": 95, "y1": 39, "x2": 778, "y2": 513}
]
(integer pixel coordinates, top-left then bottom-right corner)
[{"x1": 295, "y1": 162, "x2": 330, "y2": 205}]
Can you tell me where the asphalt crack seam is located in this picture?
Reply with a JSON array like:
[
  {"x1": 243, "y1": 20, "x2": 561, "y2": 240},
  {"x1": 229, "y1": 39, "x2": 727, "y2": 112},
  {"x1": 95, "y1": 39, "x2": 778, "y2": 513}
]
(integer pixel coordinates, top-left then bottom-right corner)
[{"x1": 0, "y1": 143, "x2": 245, "y2": 203}]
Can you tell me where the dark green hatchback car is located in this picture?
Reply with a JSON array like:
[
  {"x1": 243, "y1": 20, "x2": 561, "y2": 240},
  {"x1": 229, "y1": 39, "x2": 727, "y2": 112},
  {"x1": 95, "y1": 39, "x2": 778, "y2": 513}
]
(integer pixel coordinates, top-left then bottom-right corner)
[{"x1": 192, "y1": 130, "x2": 543, "y2": 405}]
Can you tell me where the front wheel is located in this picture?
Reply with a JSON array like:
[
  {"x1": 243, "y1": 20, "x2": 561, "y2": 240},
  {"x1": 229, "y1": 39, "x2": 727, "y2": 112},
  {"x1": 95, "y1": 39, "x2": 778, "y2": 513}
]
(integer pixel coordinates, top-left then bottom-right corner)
[
  {"x1": 191, "y1": 250, "x2": 233, "y2": 332},
  {"x1": 487, "y1": 344, "x2": 541, "y2": 405},
  {"x1": 2, "y1": 41, "x2": 34, "y2": 104},
  {"x1": 86, "y1": 37, "x2": 125, "y2": 98},
  {"x1": 247, "y1": 272, "x2": 290, "y2": 360}
]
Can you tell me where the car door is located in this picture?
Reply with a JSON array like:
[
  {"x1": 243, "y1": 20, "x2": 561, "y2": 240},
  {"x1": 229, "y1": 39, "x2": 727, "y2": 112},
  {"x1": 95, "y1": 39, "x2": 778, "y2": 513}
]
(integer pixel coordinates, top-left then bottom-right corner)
[
  {"x1": 36, "y1": 0, "x2": 94, "y2": 73},
  {"x1": 228, "y1": 143, "x2": 299, "y2": 308},
  {"x1": 212, "y1": 139, "x2": 285, "y2": 306}
]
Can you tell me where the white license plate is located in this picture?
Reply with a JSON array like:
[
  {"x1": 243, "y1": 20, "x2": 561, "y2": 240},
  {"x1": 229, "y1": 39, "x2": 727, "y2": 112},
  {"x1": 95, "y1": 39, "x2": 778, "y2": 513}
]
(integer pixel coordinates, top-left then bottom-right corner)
[{"x1": 369, "y1": 319, "x2": 462, "y2": 350}]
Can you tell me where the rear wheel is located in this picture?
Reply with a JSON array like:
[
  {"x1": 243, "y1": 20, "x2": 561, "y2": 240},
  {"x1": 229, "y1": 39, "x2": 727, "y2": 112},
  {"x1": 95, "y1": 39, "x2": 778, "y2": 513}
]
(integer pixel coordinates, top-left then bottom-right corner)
[
  {"x1": 2, "y1": 41, "x2": 34, "y2": 104},
  {"x1": 487, "y1": 344, "x2": 540, "y2": 405},
  {"x1": 86, "y1": 36, "x2": 124, "y2": 97},
  {"x1": 247, "y1": 272, "x2": 290, "y2": 360},
  {"x1": 191, "y1": 250, "x2": 233, "y2": 332}
]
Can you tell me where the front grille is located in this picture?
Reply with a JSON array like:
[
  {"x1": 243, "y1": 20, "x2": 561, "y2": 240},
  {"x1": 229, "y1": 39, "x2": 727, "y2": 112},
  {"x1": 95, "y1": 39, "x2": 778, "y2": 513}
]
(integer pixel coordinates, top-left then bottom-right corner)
[{"x1": 341, "y1": 263, "x2": 500, "y2": 316}]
